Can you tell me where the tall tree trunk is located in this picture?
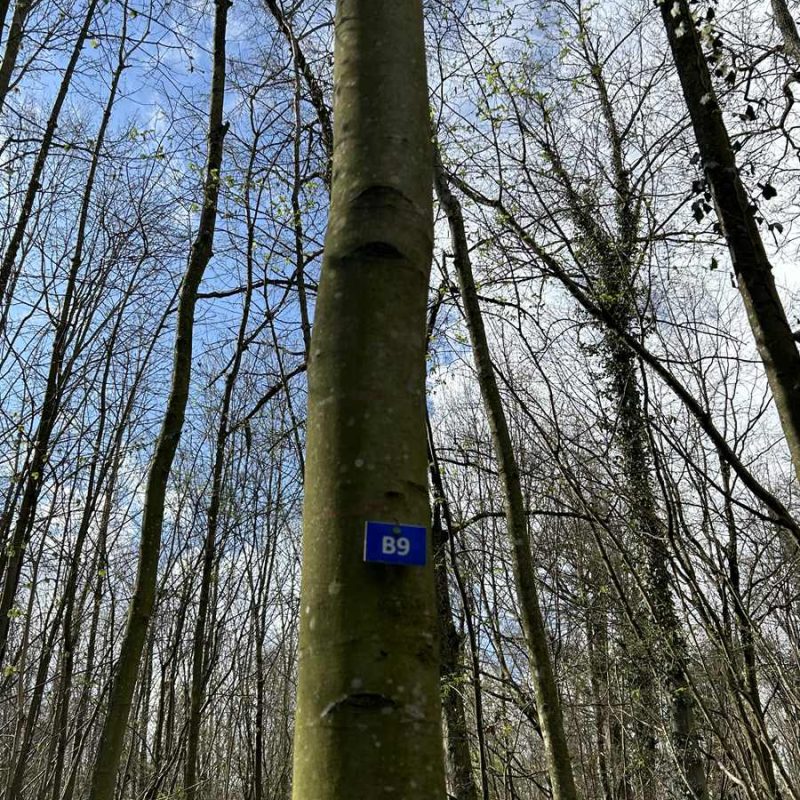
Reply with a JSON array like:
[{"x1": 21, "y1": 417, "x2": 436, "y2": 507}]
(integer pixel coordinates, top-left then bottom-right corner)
[
  {"x1": 583, "y1": 555, "x2": 631, "y2": 800},
  {"x1": 290, "y1": 1, "x2": 446, "y2": 798},
  {"x1": 434, "y1": 156, "x2": 579, "y2": 800},
  {"x1": 660, "y1": 0, "x2": 800, "y2": 485},
  {"x1": 548, "y1": 43, "x2": 709, "y2": 793},
  {"x1": 19, "y1": 20, "x2": 131, "y2": 794},
  {"x1": 86, "y1": 2, "x2": 229, "y2": 797},
  {"x1": 61, "y1": 474, "x2": 112, "y2": 800}
]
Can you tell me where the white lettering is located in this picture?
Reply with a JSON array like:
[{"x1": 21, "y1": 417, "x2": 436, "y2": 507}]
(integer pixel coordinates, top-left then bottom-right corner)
[{"x1": 382, "y1": 536, "x2": 397, "y2": 555}]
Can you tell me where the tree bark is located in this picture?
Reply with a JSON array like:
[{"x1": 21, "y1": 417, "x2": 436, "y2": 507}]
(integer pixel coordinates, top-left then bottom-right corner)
[
  {"x1": 771, "y1": 0, "x2": 800, "y2": 63},
  {"x1": 86, "y1": 2, "x2": 230, "y2": 798},
  {"x1": 435, "y1": 155, "x2": 579, "y2": 800},
  {"x1": 428, "y1": 412, "x2": 483, "y2": 800},
  {"x1": 660, "y1": 0, "x2": 800, "y2": 486},
  {"x1": 290, "y1": 2, "x2": 446, "y2": 798},
  {"x1": 185, "y1": 166, "x2": 255, "y2": 800},
  {"x1": 0, "y1": 0, "x2": 32, "y2": 115}
]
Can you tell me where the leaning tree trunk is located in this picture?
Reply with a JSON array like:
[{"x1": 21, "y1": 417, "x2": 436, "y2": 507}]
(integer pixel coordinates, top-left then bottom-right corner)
[
  {"x1": 290, "y1": 1, "x2": 446, "y2": 798},
  {"x1": 0, "y1": 0, "x2": 32, "y2": 115},
  {"x1": 86, "y1": 2, "x2": 229, "y2": 799},
  {"x1": 434, "y1": 156, "x2": 579, "y2": 800},
  {"x1": 660, "y1": 0, "x2": 800, "y2": 486},
  {"x1": 770, "y1": 0, "x2": 800, "y2": 63}
]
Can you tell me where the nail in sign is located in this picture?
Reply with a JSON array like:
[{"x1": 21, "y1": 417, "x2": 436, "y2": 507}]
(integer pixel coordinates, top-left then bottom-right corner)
[{"x1": 363, "y1": 521, "x2": 426, "y2": 566}]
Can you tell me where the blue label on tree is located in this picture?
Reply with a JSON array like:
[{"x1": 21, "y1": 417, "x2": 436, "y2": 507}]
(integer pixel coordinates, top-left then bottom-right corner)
[{"x1": 363, "y1": 521, "x2": 427, "y2": 566}]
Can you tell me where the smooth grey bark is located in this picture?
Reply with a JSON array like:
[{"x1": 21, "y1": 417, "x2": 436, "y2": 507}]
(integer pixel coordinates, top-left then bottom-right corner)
[
  {"x1": 86, "y1": 2, "x2": 230, "y2": 798},
  {"x1": 435, "y1": 156, "x2": 579, "y2": 800},
  {"x1": 290, "y1": 1, "x2": 446, "y2": 798}
]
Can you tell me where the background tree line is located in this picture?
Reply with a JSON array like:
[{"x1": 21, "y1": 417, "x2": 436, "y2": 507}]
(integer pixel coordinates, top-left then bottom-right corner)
[{"x1": 0, "y1": 0, "x2": 798, "y2": 799}]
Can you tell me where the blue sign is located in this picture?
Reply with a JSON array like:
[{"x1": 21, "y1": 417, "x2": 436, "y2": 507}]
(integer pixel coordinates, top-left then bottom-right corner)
[{"x1": 363, "y1": 521, "x2": 427, "y2": 566}]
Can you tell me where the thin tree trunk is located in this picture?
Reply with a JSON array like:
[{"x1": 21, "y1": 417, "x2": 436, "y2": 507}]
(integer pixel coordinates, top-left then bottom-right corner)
[
  {"x1": 546, "y1": 44, "x2": 709, "y2": 793},
  {"x1": 0, "y1": 0, "x2": 101, "y2": 664},
  {"x1": 0, "y1": 0, "x2": 11, "y2": 45},
  {"x1": 34, "y1": 21, "x2": 131, "y2": 796},
  {"x1": 86, "y1": 1, "x2": 230, "y2": 797},
  {"x1": 185, "y1": 170, "x2": 255, "y2": 800},
  {"x1": 584, "y1": 560, "x2": 620, "y2": 800},
  {"x1": 60, "y1": 481, "x2": 111, "y2": 800},
  {"x1": 428, "y1": 413, "x2": 483, "y2": 800},
  {"x1": 290, "y1": 1, "x2": 446, "y2": 798},
  {"x1": 720, "y1": 458, "x2": 780, "y2": 798},
  {"x1": 263, "y1": 0, "x2": 333, "y2": 184},
  {"x1": 434, "y1": 155, "x2": 579, "y2": 800},
  {"x1": 0, "y1": 0, "x2": 98, "y2": 320}
]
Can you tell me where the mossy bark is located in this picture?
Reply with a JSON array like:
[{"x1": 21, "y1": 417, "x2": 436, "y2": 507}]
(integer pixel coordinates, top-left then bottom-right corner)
[
  {"x1": 290, "y1": 3, "x2": 446, "y2": 799},
  {"x1": 660, "y1": 0, "x2": 800, "y2": 486}
]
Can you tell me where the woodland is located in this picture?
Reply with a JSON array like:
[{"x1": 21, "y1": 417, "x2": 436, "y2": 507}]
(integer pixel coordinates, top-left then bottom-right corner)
[{"x1": 0, "y1": 0, "x2": 798, "y2": 799}]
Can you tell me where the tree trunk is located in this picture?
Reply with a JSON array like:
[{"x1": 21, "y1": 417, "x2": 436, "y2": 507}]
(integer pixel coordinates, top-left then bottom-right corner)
[
  {"x1": 185, "y1": 178, "x2": 255, "y2": 800},
  {"x1": 434, "y1": 156, "x2": 579, "y2": 800},
  {"x1": 720, "y1": 458, "x2": 780, "y2": 798},
  {"x1": 0, "y1": 0, "x2": 98, "y2": 322},
  {"x1": 0, "y1": 0, "x2": 32, "y2": 114},
  {"x1": 290, "y1": 2, "x2": 446, "y2": 798},
  {"x1": 771, "y1": 0, "x2": 800, "y2": 63},
  {"x1": 0, "y1": 0, "x2": 101, "y2": 664},
  {"x1": 86, "y1": 2, "x2": 229, "y2": 797},
  {"x1": 660, "y1": 0, "x2": 800, "y2": 486},
  {"x1": 428, "y1": 414, "x2": 483, "y2": 800}
]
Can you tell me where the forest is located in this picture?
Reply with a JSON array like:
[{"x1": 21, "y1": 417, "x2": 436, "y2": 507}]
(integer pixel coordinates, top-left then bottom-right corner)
[{"x1": 0, "y1": 0, "x2": 798, "y2": 798}]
